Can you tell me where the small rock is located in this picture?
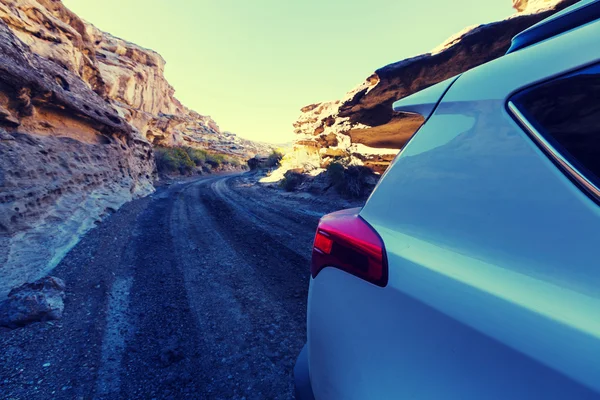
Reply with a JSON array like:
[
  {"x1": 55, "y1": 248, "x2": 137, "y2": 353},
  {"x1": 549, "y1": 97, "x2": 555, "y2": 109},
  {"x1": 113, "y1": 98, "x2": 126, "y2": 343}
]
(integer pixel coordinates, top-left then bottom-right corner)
[
  {"x1": 0, "y1": 276, "x2": 66, "y2": 329},
  {"x1": 0, "y1": 129, "x2": 15, "y2": 141}
]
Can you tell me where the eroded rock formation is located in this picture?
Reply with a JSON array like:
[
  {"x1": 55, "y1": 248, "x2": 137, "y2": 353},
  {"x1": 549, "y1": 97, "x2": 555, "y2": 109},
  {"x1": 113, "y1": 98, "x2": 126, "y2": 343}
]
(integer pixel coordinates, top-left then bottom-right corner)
[
  {"x1": 0, "y1": 0, "x2": 266, "y2": 297},
  {"x1": 0, "y1": 17, "x2": 155, "y2": 296},
  {"x1": 513, "y1": 0, "x2": 565, "y2": 13},
  {"x1": 0, "y1": 0, "x2": 266, "y2": 158},
  {"x1": 287, "y1": 0, "x2": 578, "y2": 175}
]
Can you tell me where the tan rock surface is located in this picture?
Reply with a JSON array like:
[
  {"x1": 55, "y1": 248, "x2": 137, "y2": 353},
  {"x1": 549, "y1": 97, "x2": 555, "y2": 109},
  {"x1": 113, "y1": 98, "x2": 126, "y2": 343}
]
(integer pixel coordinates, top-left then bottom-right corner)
[
  {"x1": 0, "y1": 0, "x2": 273, "y2": 296},
  {"x1": 0, "y1": 6, "x2": 155, "y2": 296},
  {"x1": 287, "y1": 0, "x2": 578, "y2": 175},
  {"x1": 513, "y1": 0, "x2": 565, "y2": 13},
  {"x1": 0, "y1": 0, "x2": 267, "y2": 158}
]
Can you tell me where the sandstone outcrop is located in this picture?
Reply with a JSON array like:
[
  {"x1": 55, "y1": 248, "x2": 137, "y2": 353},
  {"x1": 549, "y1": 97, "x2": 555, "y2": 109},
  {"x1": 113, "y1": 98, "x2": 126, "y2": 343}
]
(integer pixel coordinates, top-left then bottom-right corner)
[
  {"x1": 513, "y1": 0, "x2": 565, "y2": 13},
  {"x1": 285, "y1": 0, "x2": 578, "y2": 175},
  {"x1": 0, "y1": 0, "x2": 265, "y2": 297},
  {"x1": 0, "y1": 16, "x2": 154, "y2": 296},
  {"x1": 0, "y1": 0, "x2": 267, "y2": 158}
]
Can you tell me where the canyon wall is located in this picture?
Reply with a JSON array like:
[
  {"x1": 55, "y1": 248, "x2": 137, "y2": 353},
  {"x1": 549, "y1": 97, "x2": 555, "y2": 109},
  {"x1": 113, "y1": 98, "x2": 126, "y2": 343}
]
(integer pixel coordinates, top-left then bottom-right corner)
[
  {"x1": 285, "y1": 0, "x2": 577, "y2": 175},
  {"x1": 513, "y1": 0, "x2": 566, "y2": 13},
  {"x1": 0, "y1": 15, "x2": 154, "y2": 295},
  {"x1": 0, "y1": 0, "x2": 266, "y2": 158},
  {"x1": 0, "y1": 0, "x2": 265, "y2": 296}
]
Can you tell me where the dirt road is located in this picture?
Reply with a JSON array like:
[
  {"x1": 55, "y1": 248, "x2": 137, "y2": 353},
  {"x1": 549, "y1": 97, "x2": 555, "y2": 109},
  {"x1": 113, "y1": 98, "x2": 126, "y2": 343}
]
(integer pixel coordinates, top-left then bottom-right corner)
[{"x1": 0, "y1": 173, "x2": 357, "y2": 399}]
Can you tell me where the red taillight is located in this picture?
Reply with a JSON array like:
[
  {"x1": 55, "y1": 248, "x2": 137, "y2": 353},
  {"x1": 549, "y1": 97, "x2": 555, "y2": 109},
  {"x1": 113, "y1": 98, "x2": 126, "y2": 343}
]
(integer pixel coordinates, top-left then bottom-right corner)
[
  {"x1": 311, "y1": 208, "x2": 388, "y2": 287},
  {"x1": 314, "y1": 231, "x2": 333, "y2": 254}
]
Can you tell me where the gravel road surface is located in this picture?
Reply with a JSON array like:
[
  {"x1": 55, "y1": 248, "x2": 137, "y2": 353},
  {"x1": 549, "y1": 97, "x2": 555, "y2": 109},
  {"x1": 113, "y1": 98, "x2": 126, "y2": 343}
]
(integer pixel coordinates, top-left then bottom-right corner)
[{"x1": 0, "y1": 173, "x2": 359, "y2": 399}]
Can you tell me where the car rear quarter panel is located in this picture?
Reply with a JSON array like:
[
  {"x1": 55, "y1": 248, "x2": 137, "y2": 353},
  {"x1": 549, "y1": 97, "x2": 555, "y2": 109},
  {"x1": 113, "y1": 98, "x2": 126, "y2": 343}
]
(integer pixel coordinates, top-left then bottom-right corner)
[{"x1": 308, "y1": 19, "x2": 600, "y2": 400}]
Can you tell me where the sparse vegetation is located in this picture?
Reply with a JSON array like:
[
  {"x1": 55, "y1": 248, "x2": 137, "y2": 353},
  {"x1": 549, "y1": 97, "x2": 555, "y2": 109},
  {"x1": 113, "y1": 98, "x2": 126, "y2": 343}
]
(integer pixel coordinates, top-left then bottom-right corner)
[
  {"x1": 206, "y1": 153, "x2": 226, "y2": 168},
  {"x1": 184, "y1": 147, "x2": 207, "y2": 165},
  {"x1": 228, "y1": 158, "x2": 242, "y2": 168},
  {"x1": 155, "y1": 147, "x2": 195, "y2": 175},
  {"x1": 247, "y1": 149, "x2": 284, "y2": 170},
  {"x1": 342, "y1": 165, "x2": 376, "y2": 198},
  {"x1": 326, "y1": 162, "x2": 345, "y2": 186},
  {"x1": 247, "y1": 157, "x2": 260, "y2": 170},
  {"x1": 323, "y1": 162, "x2": 378, "y2": 198},
  {"x1": 154, "y1": 146, "x2": 245, "y2": 176},
  {"x1": 266, "y1": 150, "x2": 283, "y2": 168},
  {"x1": 280, "y1": 171, "x2": 305, "y2": 192}
]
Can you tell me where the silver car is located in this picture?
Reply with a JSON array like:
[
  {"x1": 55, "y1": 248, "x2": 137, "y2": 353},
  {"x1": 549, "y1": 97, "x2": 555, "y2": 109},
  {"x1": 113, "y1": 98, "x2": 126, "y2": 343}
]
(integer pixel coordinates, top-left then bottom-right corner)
[{"x1": 295, "y1": 0, "x2": 600, "y2": 398}]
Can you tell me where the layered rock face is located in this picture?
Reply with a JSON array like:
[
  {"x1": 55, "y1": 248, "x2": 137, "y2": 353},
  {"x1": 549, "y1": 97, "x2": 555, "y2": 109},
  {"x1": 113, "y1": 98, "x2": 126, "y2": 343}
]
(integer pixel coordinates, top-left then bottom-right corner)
[
  {"x1": 0, "y1": 15, "x2": 155, "y2": 296},
  {"x1": 0, "y1": 0, "x2": 264, "y2": 296},
  {"x1": 0, "y1": 0, "x2": 265, "y2": 158},
  {"x1": 288, "y1": 0, "x2": 578, "y2": 174},
  {"x1": 513, "y1": 0, "x2": 565, "y2": 13},
  {"x1": 88, "y1": 26, "x2": 240, "y2": 153}
]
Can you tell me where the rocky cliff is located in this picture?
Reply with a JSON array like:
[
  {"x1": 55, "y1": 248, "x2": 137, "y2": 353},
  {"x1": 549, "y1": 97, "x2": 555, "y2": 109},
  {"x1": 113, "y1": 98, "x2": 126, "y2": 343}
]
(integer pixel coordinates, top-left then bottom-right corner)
[
  {"x1": 0, "y1": 13, "x2": 155, "y2": 295},
  {"x1": 0, "y1": 0, "x2": 263, "y2": 296},
  {"x1": 0, "y1": 0, "x2": 266, "y2": 158},
  {"x1": 286, "y1": 0, "x2": 577, "y2": 175},
  {"x1": 513, "y1": 0, "x2": 567, "y2": 13}
]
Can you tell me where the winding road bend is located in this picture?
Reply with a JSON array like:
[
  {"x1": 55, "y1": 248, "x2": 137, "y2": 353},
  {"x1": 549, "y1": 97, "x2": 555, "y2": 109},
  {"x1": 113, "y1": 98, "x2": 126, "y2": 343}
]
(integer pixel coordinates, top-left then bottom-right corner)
[{"x1": 0, "y1": 173, "x2": 356, "y2": 400}]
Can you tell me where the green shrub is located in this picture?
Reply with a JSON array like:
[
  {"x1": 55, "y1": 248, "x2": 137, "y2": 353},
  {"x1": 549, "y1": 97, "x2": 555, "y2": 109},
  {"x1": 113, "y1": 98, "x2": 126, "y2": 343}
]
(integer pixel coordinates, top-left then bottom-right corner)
[
  {"x1": 247, "y1": 150, "x2": 284, "y2": 170},
  {"x1": 247, "y1": 157, "x2": 260, "y2": 170},
  {"x1": 343, "y1": 166, "x2": 374, "y2": 198},
  {"x1": 280, "y1": 171, "x2": 305, "y2": 192},
  {"x1": 266, "y1": 150, "x2": 283, "y2": 168},
  {"x1": 155, "y1": 146, "x2": 245, "y2": 175},
  {"x1": 184, "y1": 147, "x2": 207, "y2": 166},
  {"x1": 206, "y1": 153, "x2": 226, "y2": 168},
  {"x1": 155, "y1": 147, "x2": 195, "y2": 175},
  {"x1": 326, "y1": 162, "x2": 345, "y2": 187},
  {"x1": 228, "y1": 157, "x2": 242, "y2": 167},
  {"x1": 326, "y1": 162, "x2": 376, "y2": 198}
]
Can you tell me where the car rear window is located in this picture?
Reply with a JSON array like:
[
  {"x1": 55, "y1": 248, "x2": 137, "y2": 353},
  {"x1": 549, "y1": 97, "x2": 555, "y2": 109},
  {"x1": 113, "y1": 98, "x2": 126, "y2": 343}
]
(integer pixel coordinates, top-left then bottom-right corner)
[{"x1": 510, "y1": 63, "x2": 600, "y2": 197}]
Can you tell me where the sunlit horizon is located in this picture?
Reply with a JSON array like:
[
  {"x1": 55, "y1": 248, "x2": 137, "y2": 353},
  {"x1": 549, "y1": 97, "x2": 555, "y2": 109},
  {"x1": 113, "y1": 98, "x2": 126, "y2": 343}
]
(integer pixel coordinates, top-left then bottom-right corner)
[{"x1": 63, "y1": 0, "x2": 514, "y2": 144}]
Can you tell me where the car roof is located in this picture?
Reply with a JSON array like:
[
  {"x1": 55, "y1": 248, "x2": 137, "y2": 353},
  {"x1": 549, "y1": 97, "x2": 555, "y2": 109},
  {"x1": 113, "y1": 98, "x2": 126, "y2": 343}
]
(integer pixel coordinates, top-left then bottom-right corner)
[
  {"x1": 440, "y1": 14, "x2": 600, "y2": 103},
  {"x1": 507, "y1": 0, "x2": 600, "y2": 53}
]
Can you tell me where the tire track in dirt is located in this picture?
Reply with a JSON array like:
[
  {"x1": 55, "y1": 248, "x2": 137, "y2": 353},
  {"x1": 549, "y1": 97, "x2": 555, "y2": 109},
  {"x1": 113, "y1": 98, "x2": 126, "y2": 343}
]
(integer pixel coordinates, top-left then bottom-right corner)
[
  {"x1": 0, "y1": 173, "x2": 350, "y2": 400},
  {"x1": 170, "y1": 176, "x2": 311, "y2": 399}
]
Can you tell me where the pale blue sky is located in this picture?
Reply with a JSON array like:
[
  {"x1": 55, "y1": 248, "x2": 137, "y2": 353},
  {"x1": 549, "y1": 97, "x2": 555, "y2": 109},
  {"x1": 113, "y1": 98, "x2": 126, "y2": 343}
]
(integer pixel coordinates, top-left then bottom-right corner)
[{"x1": 63, "y1": 0, "x2": 514, "y2": 143}]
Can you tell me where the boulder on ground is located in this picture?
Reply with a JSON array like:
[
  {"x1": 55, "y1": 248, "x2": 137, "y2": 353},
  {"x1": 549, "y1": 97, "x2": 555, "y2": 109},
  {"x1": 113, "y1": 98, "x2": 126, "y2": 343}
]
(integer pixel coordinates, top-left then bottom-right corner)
[{"x1": 0, "y1": 277, "x2": 66, "y2": 329}]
